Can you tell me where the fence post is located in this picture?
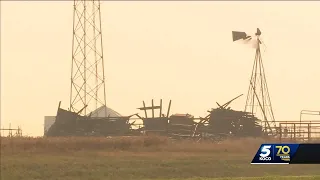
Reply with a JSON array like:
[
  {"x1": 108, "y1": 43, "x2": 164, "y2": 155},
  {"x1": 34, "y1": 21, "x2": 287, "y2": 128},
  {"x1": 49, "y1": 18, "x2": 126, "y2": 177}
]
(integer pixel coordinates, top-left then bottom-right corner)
[
  {"x1": 307, "y1": 123, "x2": 311, "y2": 142},
  {"x1": 279, "y1": 123, "x2": 282, "y2": 143},
  {"x1": 293, "y1": 123, "x2": 296, "y2": 142}
]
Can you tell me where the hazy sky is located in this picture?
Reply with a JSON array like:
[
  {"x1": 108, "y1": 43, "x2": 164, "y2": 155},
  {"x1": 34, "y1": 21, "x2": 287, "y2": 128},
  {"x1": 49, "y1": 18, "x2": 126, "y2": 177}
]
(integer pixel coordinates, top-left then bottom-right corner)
[{"x1": 1, "y1": 1, "x2": 320, "y2": 136}]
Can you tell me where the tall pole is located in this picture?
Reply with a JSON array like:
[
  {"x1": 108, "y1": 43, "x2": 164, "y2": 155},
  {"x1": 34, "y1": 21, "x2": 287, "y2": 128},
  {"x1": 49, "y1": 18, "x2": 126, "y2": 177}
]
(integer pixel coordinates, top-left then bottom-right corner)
[
  {"x1": 244, "y1": 38, "x2": 276, "y2": 135},
  {"x1": 70, "y1": 0, "x2": 107, "y2": 116}
]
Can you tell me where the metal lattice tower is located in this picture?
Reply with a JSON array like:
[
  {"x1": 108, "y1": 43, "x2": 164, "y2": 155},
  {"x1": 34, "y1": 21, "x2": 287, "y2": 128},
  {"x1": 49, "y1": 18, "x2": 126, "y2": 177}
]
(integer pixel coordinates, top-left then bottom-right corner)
[
  {"x1": 70, "y1": 0, "x2": 106, "y2": 116},
  {"x1": 244, "y1": 36, "x2": 276, "y2": 135}
]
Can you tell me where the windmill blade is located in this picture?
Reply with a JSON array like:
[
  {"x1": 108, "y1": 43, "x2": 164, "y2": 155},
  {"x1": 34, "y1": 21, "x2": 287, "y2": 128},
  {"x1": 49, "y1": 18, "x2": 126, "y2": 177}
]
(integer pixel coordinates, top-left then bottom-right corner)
[{"x1": 238, "y1": 36, "x2": 260, "y2": 49}]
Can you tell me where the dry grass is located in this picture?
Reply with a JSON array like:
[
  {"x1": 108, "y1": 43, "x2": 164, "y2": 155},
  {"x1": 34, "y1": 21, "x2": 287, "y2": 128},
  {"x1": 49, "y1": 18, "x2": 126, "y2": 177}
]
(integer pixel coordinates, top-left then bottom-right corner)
[
  {"x1": 1, "y1": 136, "x2": 274, "y2": 154},
  {"x1": 1, "y1": 136, "x2": 320, "y2": 180}
]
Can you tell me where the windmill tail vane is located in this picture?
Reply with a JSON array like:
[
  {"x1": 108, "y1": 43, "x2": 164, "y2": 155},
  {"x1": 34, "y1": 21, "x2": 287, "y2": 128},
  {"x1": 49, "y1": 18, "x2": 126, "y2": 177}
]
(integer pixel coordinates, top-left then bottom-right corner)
[{"x1": 232, "y1": 28, "x2": 262, "y2": 49}]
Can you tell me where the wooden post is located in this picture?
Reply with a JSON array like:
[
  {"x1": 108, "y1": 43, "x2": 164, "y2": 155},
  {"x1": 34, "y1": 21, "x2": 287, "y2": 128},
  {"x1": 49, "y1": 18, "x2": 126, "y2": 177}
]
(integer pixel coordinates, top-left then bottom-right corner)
[
  {"x1": 308, "y1": 123, "x2": 311, "y2": 142},
  {"x1": 159, "y1": 99, "x2": 162, "y2": 117},
  {"x1": 143, "y1": 101, "x2": 147, "y2": 118},
  {"x1": 152, "y1": 99, "x2": 154, "y2": 118},
  {"x1": 167, "y1": 100, "x2": 171, "y2": 118}
]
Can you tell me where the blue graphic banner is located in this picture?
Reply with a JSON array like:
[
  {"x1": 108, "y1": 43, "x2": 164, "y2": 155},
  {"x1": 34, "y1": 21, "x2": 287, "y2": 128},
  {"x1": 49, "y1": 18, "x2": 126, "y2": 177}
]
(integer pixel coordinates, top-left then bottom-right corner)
[{"x1": 251, "y1": 143, "x2": 320, "y2": 164}]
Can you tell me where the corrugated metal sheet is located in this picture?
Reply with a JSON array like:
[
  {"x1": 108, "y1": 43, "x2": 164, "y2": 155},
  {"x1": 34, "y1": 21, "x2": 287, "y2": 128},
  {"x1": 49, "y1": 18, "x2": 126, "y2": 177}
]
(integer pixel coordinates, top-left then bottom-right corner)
[{"x1": 44, "y1": 116, "x2": 56, "y2": 135}]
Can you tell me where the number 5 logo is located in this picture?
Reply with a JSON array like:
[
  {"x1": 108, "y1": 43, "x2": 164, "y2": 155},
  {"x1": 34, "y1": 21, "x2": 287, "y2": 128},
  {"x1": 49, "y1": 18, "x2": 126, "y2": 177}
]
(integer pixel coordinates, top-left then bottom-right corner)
[{"x1": 260, "y1": 145, "x2": 271, "y2": 157}]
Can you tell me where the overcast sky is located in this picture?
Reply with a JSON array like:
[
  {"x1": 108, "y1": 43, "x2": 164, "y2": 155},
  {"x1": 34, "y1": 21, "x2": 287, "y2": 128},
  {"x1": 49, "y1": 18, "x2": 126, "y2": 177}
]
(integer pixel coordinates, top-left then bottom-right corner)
[{"x1": 2, "y1": 1, "x2": 320, "y2": 136}]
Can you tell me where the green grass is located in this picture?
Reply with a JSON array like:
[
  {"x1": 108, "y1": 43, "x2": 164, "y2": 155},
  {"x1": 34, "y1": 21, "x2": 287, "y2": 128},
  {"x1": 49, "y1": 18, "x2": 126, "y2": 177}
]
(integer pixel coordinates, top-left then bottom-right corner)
[{"x1": 1, "y1": 137, "x2": 320, "y2": 180}]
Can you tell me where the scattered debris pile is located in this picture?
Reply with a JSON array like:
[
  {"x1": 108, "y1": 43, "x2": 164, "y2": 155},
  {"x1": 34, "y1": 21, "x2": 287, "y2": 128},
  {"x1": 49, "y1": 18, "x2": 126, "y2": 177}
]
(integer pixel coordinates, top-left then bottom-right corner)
[
  {"x1": 46, "y1": 96, "x2": 263, "y2": 139},
  {"x1": 168, "y1": 114, "x2": 196, "y2": 139},
  {"x1": 205, "y1": 108, "x2": 262, "y2": 137},
  {"x1": 197, "y1": 94, "x2": 263, "y2": 140}
]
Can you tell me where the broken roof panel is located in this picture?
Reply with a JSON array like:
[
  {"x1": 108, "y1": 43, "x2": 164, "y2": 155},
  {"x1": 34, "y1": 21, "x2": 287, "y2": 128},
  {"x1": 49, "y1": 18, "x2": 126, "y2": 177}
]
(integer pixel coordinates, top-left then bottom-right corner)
[{"x1": 88, "y1": 105, "x2": 122, "y2": 117}]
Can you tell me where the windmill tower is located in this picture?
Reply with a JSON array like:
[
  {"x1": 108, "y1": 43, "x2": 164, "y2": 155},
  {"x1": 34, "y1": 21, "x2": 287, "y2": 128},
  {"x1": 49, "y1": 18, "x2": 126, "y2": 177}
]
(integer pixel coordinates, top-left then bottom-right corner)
[
  {"x1": 69, "y1": 0, "x2": 107, "y2": 116},
  {"x1": 232, "y1": 28, "x2": 276, "y2": 135}
]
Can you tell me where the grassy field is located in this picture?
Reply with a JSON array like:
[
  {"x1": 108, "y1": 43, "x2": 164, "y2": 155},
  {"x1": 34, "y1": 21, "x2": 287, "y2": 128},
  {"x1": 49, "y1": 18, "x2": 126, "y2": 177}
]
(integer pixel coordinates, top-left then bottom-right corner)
[
  {"x1": 155, "y1": 177, "x2": 320, "y2": 180},
  {"x1": 1, "y1": 136, "x2": 320, "y2": 180},
  {"x1": 154, "y1": 177, "x2": 320, "y2": 180}
]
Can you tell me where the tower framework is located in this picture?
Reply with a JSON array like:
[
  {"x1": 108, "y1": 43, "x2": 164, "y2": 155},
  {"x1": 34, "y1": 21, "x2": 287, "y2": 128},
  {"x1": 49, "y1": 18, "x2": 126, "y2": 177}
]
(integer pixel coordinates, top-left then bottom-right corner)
[
  {"x1": 244, "y1": 40, "x2": 276, "y2": 134},
  {"x1": 70, "y1": 0, "x2": 106, "y2": 116}
]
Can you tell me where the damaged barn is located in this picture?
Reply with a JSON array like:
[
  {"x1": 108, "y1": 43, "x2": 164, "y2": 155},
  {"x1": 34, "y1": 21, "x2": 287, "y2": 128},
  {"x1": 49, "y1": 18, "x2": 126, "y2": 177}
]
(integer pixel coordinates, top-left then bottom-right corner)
[
  {"x1": 46, "y1": 102, "x2": 133, "y2": 137},
  {"x1": 45, "y1": 96, "x2": 263, "y2": 140}
]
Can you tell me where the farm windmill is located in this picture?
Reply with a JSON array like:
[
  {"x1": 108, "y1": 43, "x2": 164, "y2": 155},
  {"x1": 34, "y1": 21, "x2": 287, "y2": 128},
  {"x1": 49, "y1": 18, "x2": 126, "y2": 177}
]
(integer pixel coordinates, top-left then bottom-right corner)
[{"x1": 232, "y1": 28, "x2": 277, "y2": 135}]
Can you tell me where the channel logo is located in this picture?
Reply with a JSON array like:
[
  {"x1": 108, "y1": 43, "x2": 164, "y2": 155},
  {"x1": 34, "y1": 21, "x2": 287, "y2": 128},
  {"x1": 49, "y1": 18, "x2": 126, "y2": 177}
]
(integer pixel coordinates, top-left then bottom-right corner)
[
  {"x1": 251, "y1": 144, "x2": 299, "y2": 164},
  {"x1": 259, "y1": 145, "x2": 272, "y2": 161}
]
